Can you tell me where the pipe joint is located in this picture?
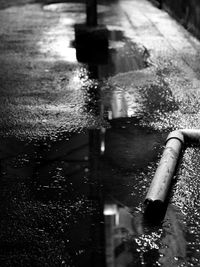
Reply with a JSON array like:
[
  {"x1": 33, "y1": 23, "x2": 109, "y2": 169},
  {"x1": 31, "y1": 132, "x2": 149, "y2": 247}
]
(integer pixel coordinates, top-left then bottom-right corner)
[{"x1": 165, "y1": 130, "x2": 184, "y2": 145}]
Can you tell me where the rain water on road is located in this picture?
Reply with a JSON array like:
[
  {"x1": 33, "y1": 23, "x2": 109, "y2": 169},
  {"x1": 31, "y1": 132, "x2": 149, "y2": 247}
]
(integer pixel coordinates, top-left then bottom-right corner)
[{"x1": 1, "y1": 1, "x2": 200, "y2": 267}]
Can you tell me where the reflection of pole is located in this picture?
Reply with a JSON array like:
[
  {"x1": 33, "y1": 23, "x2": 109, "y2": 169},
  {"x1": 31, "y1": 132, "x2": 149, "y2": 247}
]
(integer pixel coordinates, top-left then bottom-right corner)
[
  {"x1": 104, "y1": 205, "x2": 117, "y2": 267},
  {"x1": 85, "y1": 64, "x2": 106, "y2": 266},
  {"x1": 89, "y1": 129, "x2": 101, "y2": 198},
  {"x1": 86, "y1": 0, "x2": 97, "y2": 26},
  {"x1": 89, "y1": 129, "x2": 105, "y2": 267}
]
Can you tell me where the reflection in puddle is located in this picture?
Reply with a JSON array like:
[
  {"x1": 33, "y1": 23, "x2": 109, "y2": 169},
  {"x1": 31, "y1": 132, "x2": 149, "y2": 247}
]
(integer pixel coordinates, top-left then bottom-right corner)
[
  {"x1": 104, "y1": 201, "x2": 187, "y2": 267},
  {"x1": 76, "y1": 36, "x2": 149, "y2": 76},
  {"x1": 39, "y1": 7, "x2": 148, "y2": 75},
  {"x1": 0, "y1": 124, "x2": 161, "y2": 266},
  {"x1": 104, "y1": 203, "x2": 136, "y2": 267},
  {"x1": 0, "y1": 20, "x2": 160, "y2": 264},
  {"x1": 0, "y1": 98, "x2": 188, "y2": 266}
]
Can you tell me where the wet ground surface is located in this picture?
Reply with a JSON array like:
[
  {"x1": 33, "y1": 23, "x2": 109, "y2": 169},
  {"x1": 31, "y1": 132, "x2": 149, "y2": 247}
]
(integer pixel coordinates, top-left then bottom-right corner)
[{"x1": 1, "y1": 0, "x2": 200, "y2": 266}]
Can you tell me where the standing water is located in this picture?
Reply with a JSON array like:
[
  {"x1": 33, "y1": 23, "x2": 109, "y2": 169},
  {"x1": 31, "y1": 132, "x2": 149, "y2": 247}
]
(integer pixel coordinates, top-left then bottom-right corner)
[{"x1": 1, "y1": 1, "x2": 200, "y2": 267}]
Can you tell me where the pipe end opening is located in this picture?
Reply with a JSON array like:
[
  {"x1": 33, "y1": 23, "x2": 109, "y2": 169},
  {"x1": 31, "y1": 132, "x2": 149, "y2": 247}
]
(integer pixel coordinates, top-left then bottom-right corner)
[{"x1": 144, "y1": 199, "x2": 166, "y2": 223}]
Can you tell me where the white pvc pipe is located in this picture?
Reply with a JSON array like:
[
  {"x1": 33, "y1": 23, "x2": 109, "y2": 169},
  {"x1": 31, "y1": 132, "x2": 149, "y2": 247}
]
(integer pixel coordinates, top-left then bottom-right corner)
[{"x1": 145, "y1": 129, "x2": 200, "y2": 205}]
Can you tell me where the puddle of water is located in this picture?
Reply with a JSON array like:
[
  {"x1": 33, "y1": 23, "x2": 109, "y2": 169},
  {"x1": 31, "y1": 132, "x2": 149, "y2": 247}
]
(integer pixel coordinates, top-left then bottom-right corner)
[
  {"x1": 1, "y1": 65, "x2": 198, "y2": 267},
  {"x1": 75, "y1": 28, "x2": 149, "y2": 76},
  {"x1": 0, "y1": 28, "x2": 191, "y2": 266},
  {"x1": 0, "y1": 52, "x2": 163, "y2": 266},
  {"x1": 0, "y1": 122, "x2": 163, "y2": 266},
  {"x1": 39, "y1": 6, "x2": 149, "y2": 73},
  {"x1": 1, "y1": 5, "x2": 200, "y2": 266}
]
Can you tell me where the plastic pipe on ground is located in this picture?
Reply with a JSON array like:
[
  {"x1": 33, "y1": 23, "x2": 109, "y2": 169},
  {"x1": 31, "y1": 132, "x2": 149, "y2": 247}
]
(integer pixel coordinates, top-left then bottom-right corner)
[{"x1": 145, "y1": 129, "x2": 200, "y2": 207}]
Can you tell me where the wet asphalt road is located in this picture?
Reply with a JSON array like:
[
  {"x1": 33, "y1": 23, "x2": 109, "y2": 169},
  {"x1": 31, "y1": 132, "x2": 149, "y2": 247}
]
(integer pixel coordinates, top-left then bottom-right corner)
[{"x1": 1, "y1": 0, "x2": 200, "y2": 266}]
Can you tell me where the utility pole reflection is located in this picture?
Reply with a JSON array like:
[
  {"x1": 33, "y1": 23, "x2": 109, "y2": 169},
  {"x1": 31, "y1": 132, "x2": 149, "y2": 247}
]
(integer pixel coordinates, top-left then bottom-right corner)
[
  {"x1": 83, "y1": 64, "x2": 139, "y2": 267},
  {"x1": 75, "y1": 23, "x2": 141, "y2": 266}
]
